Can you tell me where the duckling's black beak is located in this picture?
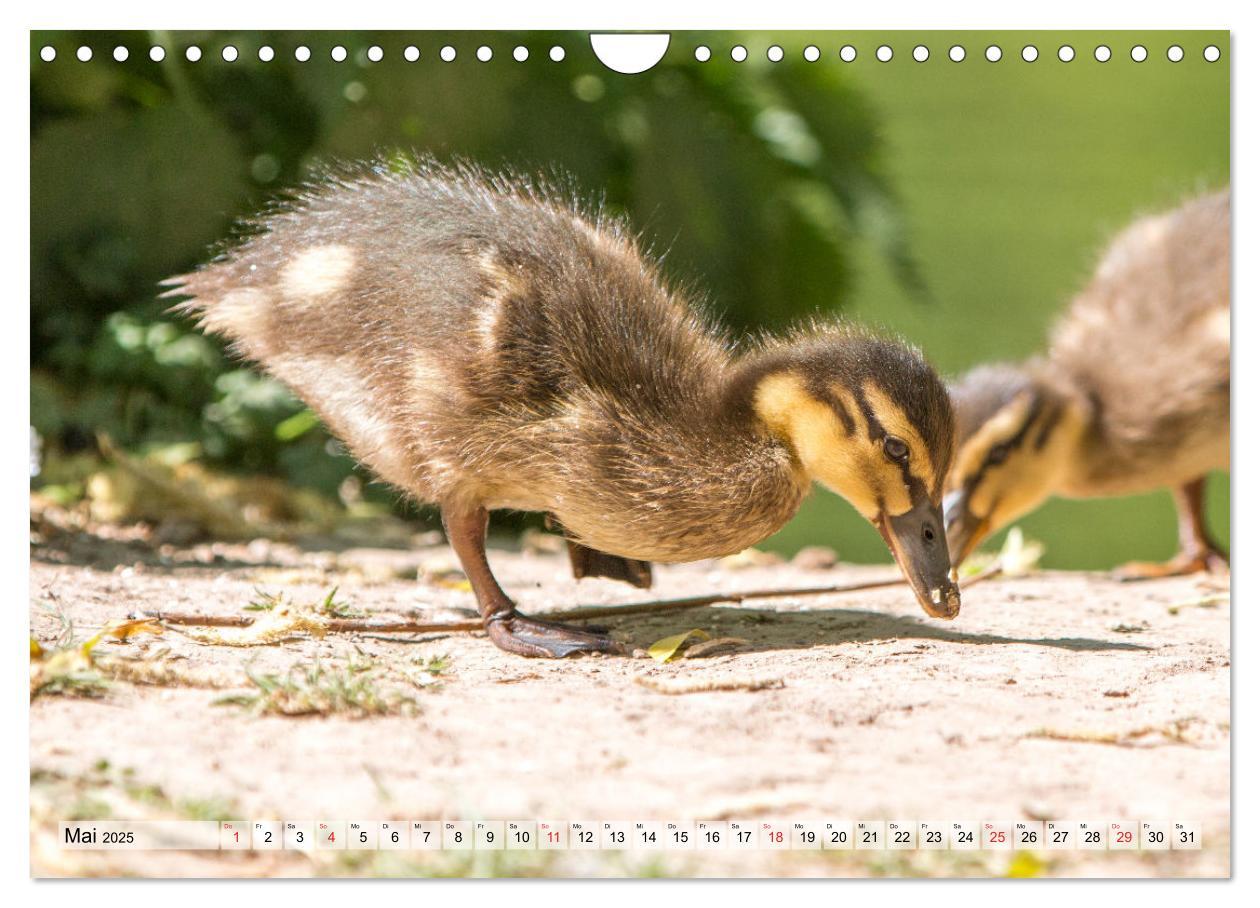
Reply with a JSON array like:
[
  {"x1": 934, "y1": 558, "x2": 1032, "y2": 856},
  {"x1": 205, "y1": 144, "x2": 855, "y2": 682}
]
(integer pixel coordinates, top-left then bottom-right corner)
[
  {"x1": 943, "y1": 490, "x2": 991, "y2": 570},
  {"x1": 878, "y1": 497, "x2": 960, "y2": 620}
]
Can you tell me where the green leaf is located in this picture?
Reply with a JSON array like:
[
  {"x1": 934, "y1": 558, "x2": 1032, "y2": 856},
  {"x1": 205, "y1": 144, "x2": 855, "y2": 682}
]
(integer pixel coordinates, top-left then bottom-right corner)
[{"x1": 275, "y1": 409, "x2": 320, "y2": 442}]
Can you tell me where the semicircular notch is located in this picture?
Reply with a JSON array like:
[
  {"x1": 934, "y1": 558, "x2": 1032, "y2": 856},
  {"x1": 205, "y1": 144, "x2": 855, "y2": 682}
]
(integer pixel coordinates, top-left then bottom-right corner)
[{"x1": 590, "y1": 33, "x2": 671, "y2": 74}]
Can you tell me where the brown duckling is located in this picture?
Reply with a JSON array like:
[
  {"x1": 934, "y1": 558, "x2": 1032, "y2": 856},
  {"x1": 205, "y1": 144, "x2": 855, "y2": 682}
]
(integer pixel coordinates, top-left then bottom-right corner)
[
  {"x1": 165, "y1": 160, "x2": 960, "y2": 658},
  {"x1": 945, "y1": 189, "x2": 1229, "y2": 577}
]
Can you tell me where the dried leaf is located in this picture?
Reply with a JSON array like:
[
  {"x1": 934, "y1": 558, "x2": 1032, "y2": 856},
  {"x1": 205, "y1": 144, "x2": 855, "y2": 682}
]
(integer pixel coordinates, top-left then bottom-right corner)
[
  {"x1": 647, "y1": 628, "x2": 711, "y2": 663},
  {"x1": 30, "y1": 645, "x2": 105, "y2": 698},
  {"x1": 433, "y1": 578, "x2": 473, "y2": 593},
  {"x1": 100, "y1": 618, "x2": 165, "y2": 641},
  {"x1": 176, "y1": 605, "x2": 328, "y2": 647}
]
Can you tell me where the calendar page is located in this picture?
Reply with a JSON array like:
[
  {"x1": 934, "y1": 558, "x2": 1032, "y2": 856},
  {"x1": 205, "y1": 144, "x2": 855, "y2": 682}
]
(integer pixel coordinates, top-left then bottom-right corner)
[{"x1": 29, "y1": 22, "x2": 1230, "y2": 882}]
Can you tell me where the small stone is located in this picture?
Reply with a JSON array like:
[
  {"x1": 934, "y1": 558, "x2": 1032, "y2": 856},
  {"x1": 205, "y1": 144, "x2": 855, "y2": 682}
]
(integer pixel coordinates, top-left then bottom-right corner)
[
  {"x1": 791, "y1": 545, "x2": 839, "y2": 570},
  {"x1": 720, "y1": 547, "x2": 785, "y2": 570}
]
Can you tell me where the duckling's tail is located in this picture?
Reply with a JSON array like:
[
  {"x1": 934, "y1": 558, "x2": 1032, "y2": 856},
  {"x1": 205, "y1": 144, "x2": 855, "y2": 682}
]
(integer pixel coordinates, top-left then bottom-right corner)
[{"x1": 159, "y1": 267, "x2": 276, "y2": 362}]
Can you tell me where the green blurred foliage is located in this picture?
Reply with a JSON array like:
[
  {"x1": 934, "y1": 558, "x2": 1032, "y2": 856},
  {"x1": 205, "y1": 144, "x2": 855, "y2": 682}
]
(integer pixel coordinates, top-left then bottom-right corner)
[{"x1": 31, "y1": 30, "x2": 1229, "y2": 568}]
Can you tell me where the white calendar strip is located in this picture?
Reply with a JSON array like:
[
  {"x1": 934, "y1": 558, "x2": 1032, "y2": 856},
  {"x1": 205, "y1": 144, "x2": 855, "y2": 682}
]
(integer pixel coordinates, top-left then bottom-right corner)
[{"x1": 59, "y1": 819, "x2": 1203, "y2": 851}]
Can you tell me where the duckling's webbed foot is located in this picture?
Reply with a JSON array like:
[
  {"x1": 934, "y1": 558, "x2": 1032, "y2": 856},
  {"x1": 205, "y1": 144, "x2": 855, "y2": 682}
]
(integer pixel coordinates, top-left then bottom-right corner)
[
  {"x1": 443, "y1": 504, "x2": 621, "y2": 658},
  {"x1": 1114, "y1": 549, "x2": 1229, "y2": 581},
  {"x1": 1113, "y1": 477, "x2": 1229, "y2": 581},
  {"x1": 565, "y1": 540, "x2": 654, "y2": 589},
  {"x1": 485, "y1": 613, "x2": 621, "y2": 658}
]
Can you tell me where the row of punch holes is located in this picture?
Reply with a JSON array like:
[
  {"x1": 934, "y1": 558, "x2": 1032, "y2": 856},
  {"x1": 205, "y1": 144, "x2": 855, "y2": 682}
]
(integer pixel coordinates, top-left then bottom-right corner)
[{"x1": 38, "y1": 41, "x2": 1222, "y2": 66}]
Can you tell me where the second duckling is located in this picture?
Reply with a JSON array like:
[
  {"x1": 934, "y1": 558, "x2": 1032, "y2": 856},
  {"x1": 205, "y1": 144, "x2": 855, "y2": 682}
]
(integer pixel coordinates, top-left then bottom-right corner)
[
  {"x1": 167, "y1": 160, "x2": 961, "y2": 657},
  {"x1": 945, "y1": 189, "x2": 1229, "y2": 577}
]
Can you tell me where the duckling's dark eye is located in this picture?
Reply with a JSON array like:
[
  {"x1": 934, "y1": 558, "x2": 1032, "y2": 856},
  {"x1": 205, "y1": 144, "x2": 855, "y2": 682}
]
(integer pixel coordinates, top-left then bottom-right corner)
[
  {"x1": 987, "y1": 443, "x2": 1012, "y2": 466},
  {"x1": 882, "y1": 436, "x2": 909, "y2": 462}
]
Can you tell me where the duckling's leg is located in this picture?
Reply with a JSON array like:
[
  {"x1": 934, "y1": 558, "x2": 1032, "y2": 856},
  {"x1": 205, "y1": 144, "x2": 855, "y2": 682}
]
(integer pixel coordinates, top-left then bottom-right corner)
[
  {"x1": 442, "y1": 505, "x2": 622, "y2": 658},
  {"x1": 1114, "y1": 478, "x2": 1230, "y2": 580},
  {"x1": 565, "y1": 541, "x2": 654, "y2": 589}
]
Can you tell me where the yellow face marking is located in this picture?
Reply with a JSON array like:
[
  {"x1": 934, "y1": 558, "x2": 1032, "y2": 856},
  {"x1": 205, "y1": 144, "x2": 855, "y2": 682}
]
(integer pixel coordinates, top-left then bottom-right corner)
[
  {"x1": 754, "y1": 373, "x2": 894, "y2": 521},
  {"x1": 949, "y1": 396, "x2": 1086, "y2": 537},
  {"x1": 280, "y1": 244, "x2": 357, "y2": 301},
  {"x1": 861, "y1": 381, "x2": 939, "y2": 496},
  {"x1": 951, "y1": 391, "x2": 1034, "y2": 487}
]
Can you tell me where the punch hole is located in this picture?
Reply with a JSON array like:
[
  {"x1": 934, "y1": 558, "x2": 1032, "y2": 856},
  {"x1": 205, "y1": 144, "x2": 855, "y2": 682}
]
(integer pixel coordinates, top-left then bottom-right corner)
[
  {"x1": 477, "y1": 46, "x2": 493, "y2": 62},
  {"x1": 1094, "y1": 45, "x2": 1111, "y2": 62},
  {"x1": 803, "y1": 45, "x2": 820, "y2": 62},
  {"x1": 1058, "y1": 45, "x2": 1074, "y2": 62},
  {"x1": 367, "y1": 46, "x2": 383, "y2": 62},
  {"x1": 694, "y1": 45, "x2": 711, "y2": 62},
  {"x1": 39, "y1": 45, "x2": 55, "y2": 62},
  {"x1": 1021, "y1": 45, "x2": 1038, "y2": 62},
  {"x1": 331, "y1": 45, "x2": 348, "y2": 62},
  {"x1": 113, "y1": 46, "x2": 129, "y2": 62},
  {"x1": 76, "y1": 46, "x2": 92, "y2": 62},
  {"x1": 404, "y1": 46, "x2": 420, "y2": 62},
  {"x1": 840, "y1": 45, "x2": 857, "y2": 62},
  {"x1": 295, "y1": 45, "x2": 311, "y2": 62},
  {"x1": 913, "y1": 45, "x2": 929, "y2": 62},
  {"x1": 185, "y1": 46, "x2": 202, "y2": 62},
  {"x1": 513, "y1": 46, "x2": 528, "y2": 62},
  {"x1": 1167, "y1": 45, "x2": 1184, "y2": 62},
  {"x1": 1131, "y1": 45, "x2": 1147, "y2": 62},
  {"x1": 221, "y1": 46, "x2": 238, "y2": 63},
  {"x1": 440, "y1": 46, "x2": 456, "y2": 62},
  {"x1": 731, "y1": 45, "x2": 748, "y2": 62},
  {"x1": 1204, "y1": 45, "x2": 1220, "y2": 62},
  {"x1": 985, "y1": 45, "x2": 1002, "y2": 62},
  {"x1": 949, "y1": 45, "x2": 965, "y2": 62},
  {"x1": 767, "y1": 45, "x2": 784, "y2": 62},
  {"x1": 590, "y1": 33, "x2": 669, "y2": 73},
  {"x1": 876, "y1": 45, "x2": 893, "y2": 62},
  {"x1": 149, "y1": 46, "x2": 165, "y2": 62},
  {"x1": 550, "y1": 46, "x2": 566, "y2": 62}
]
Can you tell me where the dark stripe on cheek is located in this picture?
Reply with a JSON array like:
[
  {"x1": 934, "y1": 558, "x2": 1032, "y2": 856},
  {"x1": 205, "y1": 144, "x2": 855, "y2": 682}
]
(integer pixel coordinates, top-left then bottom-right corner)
[
  {"x1": 854, "y1": 387, "x2": 883, "y2": 442},
  {"x1": 1033, "y1": 403, "x2": 1062, "y2": 450},
  {"x1": 812, "y1": 379, "x2": 856, "y2": 435},
  {"x1": 1012, "y1": 397, "x2": 1044, "y2": 449}
]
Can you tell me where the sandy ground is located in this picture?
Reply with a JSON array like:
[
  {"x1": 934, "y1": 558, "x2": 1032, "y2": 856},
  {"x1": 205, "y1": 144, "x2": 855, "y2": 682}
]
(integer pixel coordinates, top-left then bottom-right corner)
[{"x1": 30, "y1": 523, "x2": 1231, "y2": 878}]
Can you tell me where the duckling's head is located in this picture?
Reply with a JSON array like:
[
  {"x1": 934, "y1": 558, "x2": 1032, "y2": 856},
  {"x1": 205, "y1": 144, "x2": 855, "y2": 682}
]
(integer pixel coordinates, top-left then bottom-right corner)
[
  {"x1": 746, "y1": 327, "x2": 960, "y2": 619},
  {"x1": 944, "y1": 364, "x2": 1087, "y2": 566}
]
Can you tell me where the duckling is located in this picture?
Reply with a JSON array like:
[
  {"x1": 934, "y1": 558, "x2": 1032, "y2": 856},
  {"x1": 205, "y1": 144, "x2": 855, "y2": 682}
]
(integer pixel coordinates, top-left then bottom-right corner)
[
  {"x1": 165, "y1": 159, "x2": 960, "y2": 658},
  {"x1": 945, "y1": 189, "x2": 1229, "y2": 578}
]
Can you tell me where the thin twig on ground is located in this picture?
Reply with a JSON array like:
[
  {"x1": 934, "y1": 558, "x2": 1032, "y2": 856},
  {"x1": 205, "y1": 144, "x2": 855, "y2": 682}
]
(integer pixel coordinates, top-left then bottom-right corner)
[{"x1": 131, "y1": 563, "x2": 1006, "y2": 638}]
